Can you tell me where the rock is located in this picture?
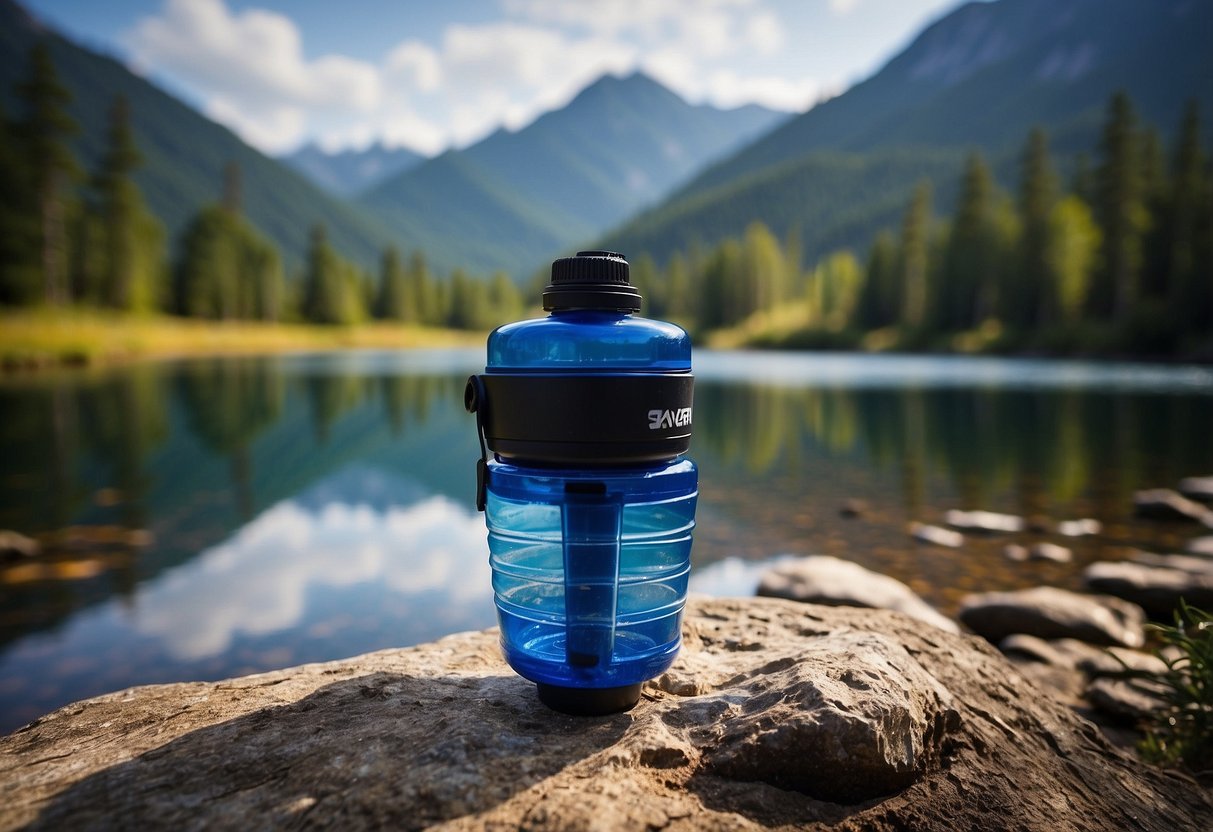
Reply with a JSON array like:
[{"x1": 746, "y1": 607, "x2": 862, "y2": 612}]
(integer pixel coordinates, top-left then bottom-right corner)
[
  {"x1": 1133, "y1": 489, "x2": 1213, "y2": 526},
  {"x1": 756, "y1": 555, "x2": 959, "y2": 634},
  {"x1": 1002, "y1": 543, "x2": 1070, "y2": 563},
  {"x1": 1057, "y1": 518, "x2": 1102, "y2": 537},
  {"x1": 0, "y1": 530, "x2": 39, "y2": 561},
  {"x1": 1187, "y1": 536, "x2": 1213, "y2": 556},
  {"x1": 943, "y1": 510, "x2": 1024, "y2": 533},
  {"x1": 1131, "y1": 550, "x2": 1213, "y2": 574},
  {"x1": 838, "y1": 498, "x2": 869, "y2": 518},
  {"x1": 1178, "y1": 476, "x2": 1213, "y2": 502},
  {"x1": 1003, "y1": 544, "x2": 1029, "y2": 562},
  {"x1": 1032, "y1": 543, "x2": 1072, "y2": 563},
  {"x1": 958, "y1": 586, "x2": 1146, "y2": 648},
  {"x1": 1083, "y1": 560, "x2": 1213, "y2": 618},
  {"x1": 909, "y1": 521, "x2": 964, "y2": 548},
  {"x1": 2, "y1": 597, "x2": 1210, "y2": 832},
  {"x1": 1000, "y1": 635, "x2": 1165, "y2": 676},
  {"x1": 1085, "y1": 677, "x2": 1169, "y2": 723}
]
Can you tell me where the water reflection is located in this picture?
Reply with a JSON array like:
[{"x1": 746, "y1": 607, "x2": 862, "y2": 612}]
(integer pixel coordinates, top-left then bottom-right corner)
[
  {"x1": 131, "y1": 465, "x2": 489, "y2": 660},
  {"x1": 1, "y1": 349, "x2": 1211, "y2": 734}
]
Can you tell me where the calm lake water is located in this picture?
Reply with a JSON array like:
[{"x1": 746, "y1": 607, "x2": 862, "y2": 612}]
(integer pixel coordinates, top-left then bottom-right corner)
[{"x1": 2, "y1": 348, "x2": 1212, "y2": 733}]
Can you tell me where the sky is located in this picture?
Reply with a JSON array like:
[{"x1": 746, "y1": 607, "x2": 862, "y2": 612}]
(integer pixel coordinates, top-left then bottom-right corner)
[{"x1": 22, "y1": 0, "x2": 967, "y2": 157}]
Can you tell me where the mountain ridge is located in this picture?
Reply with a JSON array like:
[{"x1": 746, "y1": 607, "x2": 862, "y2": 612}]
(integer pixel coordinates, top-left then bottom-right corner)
[{"x1": 600, "y1": 0, "x2": 1213, "y2": 268}]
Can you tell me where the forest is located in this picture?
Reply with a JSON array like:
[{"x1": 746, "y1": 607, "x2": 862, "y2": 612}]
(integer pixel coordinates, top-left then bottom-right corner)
[{"x1": 2, "y1": 43, "x2": 1210, "y2": 358}]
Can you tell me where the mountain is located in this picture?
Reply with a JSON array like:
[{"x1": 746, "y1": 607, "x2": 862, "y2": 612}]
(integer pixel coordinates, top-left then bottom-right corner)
[
  {"x1": 283, "y1": 141, "x2": 426, "y2": 197},
  {"x1": 0, "y1": 0, "x2": 398, "y2": 270},
  {"x1": 600, "y1": 0, "x2": 1213, "y2": 268},
  {"x1": 359, "y1": 72, "x2": 786, "y2": 276}
]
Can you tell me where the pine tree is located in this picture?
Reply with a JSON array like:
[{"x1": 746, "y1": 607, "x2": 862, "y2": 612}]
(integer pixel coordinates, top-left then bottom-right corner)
[
  {"x1": 406, "y1": 251, "x2": 439, "y2": 325},
  {"x1": 664, "y1": 252, "x2": 691, "y2": 323},
  {"x1": 94, "y1": 95, "x2": 164, "y2": 311},
  {"x1": 375, "y1": 246, "x2": 409, "y2": 321},
  {"x1": 1017, "y1": 128, "x2": 1058, "y2": 325},
  {"x1": 899, "y1": 182, "x2": 933, "y2": 330},
  {"x1": 302, "y1": 224, "x2": 351, "y2": 324},
  {"x1": 1094, "y1": 91, "x2": 1147, "y2": 321},
  {"x1": 175, "y1": 206, "x2": 240, "y2": 319},
  {"x1": 1139, "y1": 126, "x2": 1169, "y2": 299},
  {"x1": 487, "y1": 272, "x2": 522, "y2": 326},
  {"x1": 1164, "y1": 101, "x2": 1209, "y2": 332},
  {"x1": 856, "y1": 230, "x2": 899, "y2": 329},
  {"x1": 0, "y1": 100, "x2": 39, "y2": 305},
  {"x1": 941, "y1": 154, "x2": 1001, "y2": 329},
  {"x1": 16, "y1": 42, "x2": 80, "y2": 305},
  {"x1": 740, "y1": 221, "x2": 786, "y2": 316}
]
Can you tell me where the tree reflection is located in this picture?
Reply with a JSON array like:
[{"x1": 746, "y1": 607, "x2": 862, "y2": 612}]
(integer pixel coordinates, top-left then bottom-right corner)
[
  {"x1": 694, "y1": 382, "x2": 1213, "y2": 514},
  {"x1": 177, "y1": 357, "x2": 284, "y2": 520}
]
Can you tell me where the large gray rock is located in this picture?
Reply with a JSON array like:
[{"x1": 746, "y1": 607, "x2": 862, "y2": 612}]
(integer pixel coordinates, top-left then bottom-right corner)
[
  {"x1": 1083, "y1": 560, "x2": 1213, "y2": 618},
  {"x1": 3, "y1": 598, "x2": 1210, "y2": 831},
  {"x1": 958, "y1": 586, "x2": 1146, "y2": 647},
  {"x1": 756, "y1": 554, "x2": 959, "y2": 634}
]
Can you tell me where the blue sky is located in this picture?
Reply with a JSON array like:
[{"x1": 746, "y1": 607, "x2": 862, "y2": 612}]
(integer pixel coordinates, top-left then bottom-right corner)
[{"x1": 23, "y1": 0, "x2": 968, "y2": 156}]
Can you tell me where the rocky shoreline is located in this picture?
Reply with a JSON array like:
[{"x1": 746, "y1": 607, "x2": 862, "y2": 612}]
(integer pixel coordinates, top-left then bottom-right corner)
[
  {"x1": 2, "y1": 595, "x2": 1210, "y2": 831},
  {"x1": 2, "y1": 480, "x2": 1212, "y2": 829}
]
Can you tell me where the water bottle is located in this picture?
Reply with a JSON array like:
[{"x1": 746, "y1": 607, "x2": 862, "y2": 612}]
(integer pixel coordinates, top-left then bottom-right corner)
[{"x1": 465, "y1": 250, "x2": 697, "y2": 715}]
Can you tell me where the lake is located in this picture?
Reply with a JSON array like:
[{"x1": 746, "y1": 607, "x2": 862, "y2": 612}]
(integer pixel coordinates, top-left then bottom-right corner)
[{"x1": 2, "y1": 348, "x2": 1212, "y2": 734}]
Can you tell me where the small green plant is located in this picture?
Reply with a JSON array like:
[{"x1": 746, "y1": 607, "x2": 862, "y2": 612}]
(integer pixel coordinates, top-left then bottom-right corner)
[{"x1": 1136, "y1": 601, "x2": 1213, "y2": 773}]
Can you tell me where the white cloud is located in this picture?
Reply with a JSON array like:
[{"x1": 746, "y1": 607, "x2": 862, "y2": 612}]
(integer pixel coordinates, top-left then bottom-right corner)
[
  {"x1": 124, "y1": 0, "x2": 806, "y2": 155},
  {"x1": 829, "y1": 0, "x2": 861, "y2": 15},
  {"x1": 126, "y1": 0, "x2": 381, "y2": 153}
]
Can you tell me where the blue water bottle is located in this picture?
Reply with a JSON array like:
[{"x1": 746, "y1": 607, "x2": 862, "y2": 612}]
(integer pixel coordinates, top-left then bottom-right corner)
[{"x1": 465, "y1": 250, "x2": 697, "y2": 715}]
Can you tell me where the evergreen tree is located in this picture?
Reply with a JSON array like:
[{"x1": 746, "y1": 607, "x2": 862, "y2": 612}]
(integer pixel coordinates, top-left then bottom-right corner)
[
  {"x1": 375, "y1": 246, "x2": 409, "y2": 321},
  {"x1": 940, "y1": 154, "x2": 1002, "y2": 329},
  {"x1": 899, "y1": 182, "x2": 933, "y2": 329},
  {"x1": 16, "y1": 42, "x2": 80, "y2": 305},
  {"x1": 175, "y1": 206, "x2": 240, "y2": 319},
  {"x1": 94, "y1": 95, "x2": 164, "y2": 311},
  {"x1": 406, "y1": 250, "x2": 439, "y2": 325},
  {"x1": 631, "y1": 254, "x2": 662, "y2": 317},
  {"x1": 0, "y1": 101, "x2": 39, "y2": 304},
  {"x1": 699, "y1": 239, "x2": 743, "y2": 329},
  {"x1": 808, "y1": 250, "x2": 862, "y2": 330},
  {"x1": 663, "y1": 252, "x2": 691, "y2": 323},
  {"x1": 1071, "y1": 153, "x2": 1095, "y2": 206},
  {"x1": 856, "y1": 230, "x2": 899, "y2": 329},
  {"x1": 1164, "y1": 101, "x2": 1209, "y2": 331},
  {"x1": 302, "y1": 224, "x2": 356, "y2": 324},
  {"x1": 1138, "y1": 126, "x2": 1169, "y2": 299},
  {"x1": 487, "y1": 271, "x2": 522, "y2": 327},
  {"x1": 1017, "y1": 128, "x2": 1059, "y2": 325},
  {"x1": 1094, "y1": 91, "x2": 1148, "y2": 320}
]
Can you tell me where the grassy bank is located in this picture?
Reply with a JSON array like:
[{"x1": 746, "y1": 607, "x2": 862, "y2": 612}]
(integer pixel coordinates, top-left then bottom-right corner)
[{"x1": 0, "y1": 309, "x2": 483, "y2": 370}]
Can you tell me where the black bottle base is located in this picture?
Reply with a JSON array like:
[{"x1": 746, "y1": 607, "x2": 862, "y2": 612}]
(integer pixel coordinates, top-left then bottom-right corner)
[{"x1": 536, "y1": 683, "x2": 642, "y2": 716}]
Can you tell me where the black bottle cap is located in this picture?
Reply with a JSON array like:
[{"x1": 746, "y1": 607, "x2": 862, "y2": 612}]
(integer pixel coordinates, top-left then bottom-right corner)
[
  {"x1": 535, "y1": 682, "x2": 642, "y2": 715},
  {"x1": 543, "y1": 250, "x2": 642, "y2": 312}
]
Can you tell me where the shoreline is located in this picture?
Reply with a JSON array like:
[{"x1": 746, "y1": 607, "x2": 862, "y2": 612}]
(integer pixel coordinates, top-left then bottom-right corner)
[{"x1": 0, "y1": 310, "x2": 484, "y2": 372}]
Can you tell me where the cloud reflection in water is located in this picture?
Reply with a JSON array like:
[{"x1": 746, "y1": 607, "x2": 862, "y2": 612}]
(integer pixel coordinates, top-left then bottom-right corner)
[{"x1": 134, "y1": 465, "x2": 491, "y2": 660}]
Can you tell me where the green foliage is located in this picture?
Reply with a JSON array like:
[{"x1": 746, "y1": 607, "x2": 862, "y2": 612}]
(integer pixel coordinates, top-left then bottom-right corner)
[
  {"x1": 1094, "y1": 91, "x2": 1149, "y2": 320},
  {"x1": 1016, "y1": 128, "x2": 1058, "y2": 326},
  {"x1": 1046, "y1": 195, "x2": 1101, "y2": 326},
  {"x1": 899, "y1": 181, "x2": 932, "y2": 329},
  {"x1": 89, "y1": 95, "x2": 165, "y2": 312},
  {"x1": 301, "y1": 224, "x2": 363, "y2": 325},
  {"x1": 15, "y1": 40, "x2": 80, "y2": 305},
  {"x1": 1136, "y1": 602, "x2": 1213, "y2": 773},
  {"x1": 176, "y1": 204, "x2": 282, "y2": 321},
  {"x1": 374, "y1": 246, "x2": 409, "y2": 322}
]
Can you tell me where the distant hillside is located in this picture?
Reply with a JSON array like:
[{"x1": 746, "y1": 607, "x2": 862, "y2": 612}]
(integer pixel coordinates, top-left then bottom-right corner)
[
  {"x1": 283, "y1": 142, "x2": 426, "y2": 197},
  {"x1": 0, "y1": 0, "x2": 399, "y2": 271},
  {"x1": 602, "y1": 0, "x2": 1213, "y2": 267},
  {"x1": 360, "y1": 72, "x2": 785, "y2": 276}
]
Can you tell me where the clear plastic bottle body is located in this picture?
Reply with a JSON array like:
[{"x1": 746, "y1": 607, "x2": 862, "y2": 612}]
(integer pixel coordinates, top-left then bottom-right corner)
[{"x1": 483, "y1": 309, "x2": 697, "y2": 691}]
